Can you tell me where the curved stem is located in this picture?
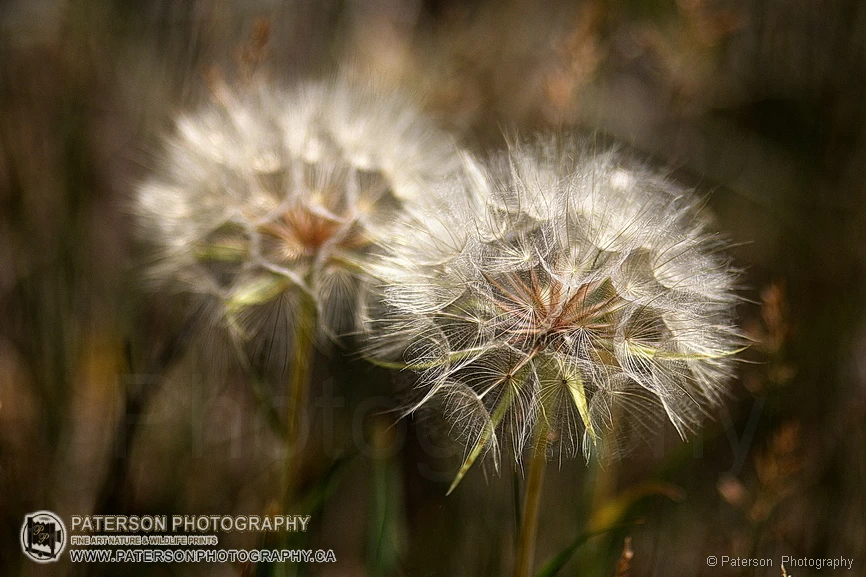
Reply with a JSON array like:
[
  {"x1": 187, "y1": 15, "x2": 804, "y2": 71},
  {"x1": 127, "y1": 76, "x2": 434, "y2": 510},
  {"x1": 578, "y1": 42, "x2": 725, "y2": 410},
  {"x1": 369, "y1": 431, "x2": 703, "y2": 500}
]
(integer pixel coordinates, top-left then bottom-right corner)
[
  {"x1": 514, "y1": 429, "x2": 547, "y2": 577},
  {"x1": 96, "y1": 313, "x2": 196, "y2": 514}
]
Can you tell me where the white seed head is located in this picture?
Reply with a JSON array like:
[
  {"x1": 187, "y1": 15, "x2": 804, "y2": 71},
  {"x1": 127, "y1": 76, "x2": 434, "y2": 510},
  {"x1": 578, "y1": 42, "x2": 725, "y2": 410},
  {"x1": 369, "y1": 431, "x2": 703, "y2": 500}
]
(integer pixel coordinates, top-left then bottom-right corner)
[
  {"x1": 135, "y1": 78, "x2": 463, "y2": 357},
  {"x1": 367, "y1": 137, "x2": 742, "y2": 466}
]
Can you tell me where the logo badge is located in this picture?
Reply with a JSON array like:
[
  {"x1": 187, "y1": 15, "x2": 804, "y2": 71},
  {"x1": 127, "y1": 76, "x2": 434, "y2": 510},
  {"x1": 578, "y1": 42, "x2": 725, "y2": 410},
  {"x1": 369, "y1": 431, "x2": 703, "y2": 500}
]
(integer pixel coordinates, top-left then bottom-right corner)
[{"x1": 20, "y1": 511, "x2": 66, "y2": 562}]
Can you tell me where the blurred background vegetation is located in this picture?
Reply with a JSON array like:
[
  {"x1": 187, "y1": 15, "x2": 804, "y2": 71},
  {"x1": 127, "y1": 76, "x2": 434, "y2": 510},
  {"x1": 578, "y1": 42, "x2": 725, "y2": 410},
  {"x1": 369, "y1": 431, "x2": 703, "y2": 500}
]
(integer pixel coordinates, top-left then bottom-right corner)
[{"x1": 2, "y1": 0, "x2": 865, "y2": 575}]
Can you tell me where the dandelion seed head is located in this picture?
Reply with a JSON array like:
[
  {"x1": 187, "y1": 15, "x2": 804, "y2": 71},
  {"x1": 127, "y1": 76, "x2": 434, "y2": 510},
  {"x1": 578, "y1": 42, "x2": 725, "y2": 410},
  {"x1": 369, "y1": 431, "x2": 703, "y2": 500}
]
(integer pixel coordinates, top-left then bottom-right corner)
[
  {"x1": 135, "y1": 78, "x2": 462, "y2": 359},
  {"x1": 368, "y1": 137, "x2": 742, "y2": 465}
]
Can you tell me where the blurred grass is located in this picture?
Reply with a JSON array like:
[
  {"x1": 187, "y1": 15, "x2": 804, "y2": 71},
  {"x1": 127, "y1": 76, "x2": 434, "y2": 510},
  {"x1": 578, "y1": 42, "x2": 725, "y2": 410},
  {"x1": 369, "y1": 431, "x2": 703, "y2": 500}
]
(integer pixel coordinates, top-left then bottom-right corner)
[{"x1": 3, "y1": 0, "x2": 866, "y2": 575}]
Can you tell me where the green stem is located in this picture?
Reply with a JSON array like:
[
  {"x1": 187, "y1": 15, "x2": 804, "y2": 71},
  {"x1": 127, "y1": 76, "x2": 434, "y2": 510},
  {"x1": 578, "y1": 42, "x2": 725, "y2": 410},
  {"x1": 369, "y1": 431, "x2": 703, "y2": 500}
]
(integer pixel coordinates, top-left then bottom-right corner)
[
  {"x1": 283, "y1": 297, "x2": 317, "y2": 510},
  {"x1": 275, "y1": 299, "x2": 317, "y2": 577},
  {"x1": 514, "y1": 427, "x2": 548, "y2": 577}
]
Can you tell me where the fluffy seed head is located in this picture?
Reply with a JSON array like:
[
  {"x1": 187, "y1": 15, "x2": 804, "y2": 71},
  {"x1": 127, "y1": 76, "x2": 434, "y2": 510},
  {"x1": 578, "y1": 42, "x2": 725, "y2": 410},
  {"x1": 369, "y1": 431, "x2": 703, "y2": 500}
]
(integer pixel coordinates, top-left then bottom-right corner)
[
  {"x1": 135, "y1": 78, "x2": 462, "y2": 358},
  {"x1": 367, "y1": 137, "x2": 742, "y2": 469}
]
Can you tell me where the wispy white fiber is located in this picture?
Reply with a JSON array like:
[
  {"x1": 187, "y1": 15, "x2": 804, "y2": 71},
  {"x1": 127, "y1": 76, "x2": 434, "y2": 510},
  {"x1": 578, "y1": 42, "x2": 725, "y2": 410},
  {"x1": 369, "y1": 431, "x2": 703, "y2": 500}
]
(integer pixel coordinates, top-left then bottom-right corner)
[
  {"x1": 135, "y1": 77, "x2": 463, "y2": 362},
  {"x1": 366, "y1": 137, "x2": 742, "y2": 464}
]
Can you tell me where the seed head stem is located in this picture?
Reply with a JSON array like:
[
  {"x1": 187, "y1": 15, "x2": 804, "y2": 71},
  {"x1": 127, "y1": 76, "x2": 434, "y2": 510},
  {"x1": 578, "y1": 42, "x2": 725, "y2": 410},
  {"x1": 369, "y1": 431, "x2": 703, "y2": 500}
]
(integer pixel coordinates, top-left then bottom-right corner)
[
  {"x1": 283, "y1": 295, "x2": 317, "y2": 510},
  {"x1": 514, "y1": 424, "x2": 548, "y2": 577}
]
